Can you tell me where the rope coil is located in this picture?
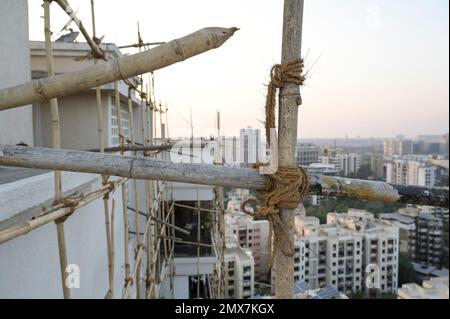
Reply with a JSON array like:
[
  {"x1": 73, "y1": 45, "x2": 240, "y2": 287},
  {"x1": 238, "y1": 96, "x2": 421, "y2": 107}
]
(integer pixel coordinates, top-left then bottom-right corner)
[{"x1": 242, "y1": 58, "x2": 308, "y2": 266}]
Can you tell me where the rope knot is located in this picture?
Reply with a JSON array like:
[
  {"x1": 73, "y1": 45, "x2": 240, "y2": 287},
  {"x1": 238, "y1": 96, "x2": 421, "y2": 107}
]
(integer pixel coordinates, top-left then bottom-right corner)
[{"x1": 241, "y1": 58, "x2": 308, "y2": 266}]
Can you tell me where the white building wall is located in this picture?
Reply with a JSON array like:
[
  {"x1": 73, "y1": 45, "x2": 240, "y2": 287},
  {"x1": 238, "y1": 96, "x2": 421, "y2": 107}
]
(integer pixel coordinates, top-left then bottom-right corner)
[
  {"x1": 0, "y1": 0, "x2": 33, "y2": 145},
  {"x1": 0, "y1": 173, "x2": 129, "y2": 298}
]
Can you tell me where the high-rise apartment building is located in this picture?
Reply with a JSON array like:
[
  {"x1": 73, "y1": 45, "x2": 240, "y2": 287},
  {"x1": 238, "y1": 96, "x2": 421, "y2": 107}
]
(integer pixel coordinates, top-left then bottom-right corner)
[
  {"x1": 224, "y1": 236, "x2": 255, "y2": 299},
  {"x1": 296, "y1": 143, "x2": 320, "y2": 166},
  {"x1": 288, "y1": 210, "x2": 400, "y2": 296}
]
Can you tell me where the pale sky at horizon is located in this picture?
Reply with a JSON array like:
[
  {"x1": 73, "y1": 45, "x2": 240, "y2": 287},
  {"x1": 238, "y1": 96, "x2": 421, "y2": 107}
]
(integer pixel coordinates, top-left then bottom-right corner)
[{"x1": 28, "y1": 0, "x2": 449, "y2": 139}]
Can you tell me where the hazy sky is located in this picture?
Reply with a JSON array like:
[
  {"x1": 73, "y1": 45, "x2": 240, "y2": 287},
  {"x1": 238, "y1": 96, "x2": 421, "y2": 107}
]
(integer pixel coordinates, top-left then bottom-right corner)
[{"x1": 28, "y1": 0, "x2": 449, "y2": 139}]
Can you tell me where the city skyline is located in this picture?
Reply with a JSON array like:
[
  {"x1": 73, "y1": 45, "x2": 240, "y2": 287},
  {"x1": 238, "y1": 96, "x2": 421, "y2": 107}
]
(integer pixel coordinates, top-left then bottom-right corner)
[{"x1": 27, "y1": 0, "x2": 449, "y2": 139}]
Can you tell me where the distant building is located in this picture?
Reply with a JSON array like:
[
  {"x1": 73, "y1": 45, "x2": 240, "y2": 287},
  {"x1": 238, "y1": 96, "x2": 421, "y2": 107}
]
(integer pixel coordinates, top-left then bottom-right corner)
[
  {"x1": 398, "y1": 276, "x2": 449, "y2": 299},
  {"x1": 225, "y1": 205, "x2": 270, "y2": 281},
  {"x1": 224, "y1": 236, "x2": 254, "y2": 299},
  {"x1": 296, "y1": 143, "x2": 319, "y2": 166},
  {"x1": 383, "y1": 139, "x2": 413, "y2": 156},
  {"x1": 380, "y1": 206, "x2": 446, "y2": 269},
  {"x1": 305, "y1": 163, "x2": 340, "y2": 176},
  {"x1": 285, "y1": 210, "x2": 400, "y2": 296},
  {"x1": 239, "y1": 127, "x2": 261, "y2": 166},
  {"x1": 320, "y1": 152, "x2": 361, "y2": 177},
  {"x1": 370, "y1": 154, "x2": 384, "y2": 179},
  {"x1": 416, "y1": 213, "x2": 445, "y2": 268},
  {"x1": 386, "y1": 156, "x2": 437, "y2": 187}
]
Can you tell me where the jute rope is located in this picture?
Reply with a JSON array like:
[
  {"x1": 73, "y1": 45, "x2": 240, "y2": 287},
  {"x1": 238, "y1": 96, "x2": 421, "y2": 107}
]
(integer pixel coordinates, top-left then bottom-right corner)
[{"x1": 242, "y1": 58, "x2": 308, "y2": 266}]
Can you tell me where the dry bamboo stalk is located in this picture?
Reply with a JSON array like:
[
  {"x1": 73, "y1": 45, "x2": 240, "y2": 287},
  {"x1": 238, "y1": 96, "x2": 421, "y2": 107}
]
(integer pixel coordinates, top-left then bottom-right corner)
[
  {"x1": 55, "y1": 220, "x2": 70, "y2": 299},
  {"x1": 2, "y1": 145, "x2": 448, "y2": 207},
  {"x1": 102, "y1": 194, "x2": 113, "y2": 299},
  {"x1": 54, "y1": 0, "x2": 105, "y2": 59},
  {"x1": 89, "y1": 0, "x2": 115, "y2": 299},
  {"x1": 110, "y1": 197, "x2": 116, "y2": 299},
  {"x1": 43, "y1": 0, "x2": 69, "y2": 299},
  {"x1": 123, "y1": 184, "x2": 167, "y2": 298},
  {"x1": 275, "y1": 0, "x2": 304, "y2": 298},
  {"x1": 0, "y1": 178, "x2": 126, "y2": 244},
  {"x1": 127, "y1": 206, "x2": 190, "y2": 236},
  {"x1": 0, "y1": 27, "x2": 238, "y2": 110},
  {"x1": 114, "y1": 82, "x2": 131, "y2": 288},
  {"x1": 128, "y1": 90, "x2": 142, "y2": 299}
]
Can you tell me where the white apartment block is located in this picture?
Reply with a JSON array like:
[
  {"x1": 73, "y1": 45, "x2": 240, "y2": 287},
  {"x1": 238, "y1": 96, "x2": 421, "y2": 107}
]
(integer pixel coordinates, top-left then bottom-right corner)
[
  {"x1": 239, "y1": 127, "x2": 262, "y2": 166},
  {"x1": 291, "y1": 209, "x2": 400, "y2": 296},
  {"x1": 383, "y1": 139, "x2": 413, "y2": 156},
  {"x1": 224, "y1": 210, "x2": 270, "y2": 281},
  {"x1": 319, "y1": 152, "x2": 361, "y2": 177},
  {"x1": 398, "y1": 276, "x2": 449, "y2": 299},
  {"x1": 386, "y1": 157, "x2": 437, "y2": 187},
  {"x1": 296, "y1": 143, "x2": 319, "y2": 166},
  {"x1": 224, "y1": 236, "x2": 254, "y2": 299}
]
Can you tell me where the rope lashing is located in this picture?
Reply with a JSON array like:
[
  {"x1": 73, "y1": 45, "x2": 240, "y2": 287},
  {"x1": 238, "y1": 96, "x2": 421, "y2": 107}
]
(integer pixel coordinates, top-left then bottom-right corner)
[
  {"x1": 265, "y1": 59, "x2": 305, "y2": 145},
  {"x1": 242, "y1": 58, "x2": 308, "y2": 266}
]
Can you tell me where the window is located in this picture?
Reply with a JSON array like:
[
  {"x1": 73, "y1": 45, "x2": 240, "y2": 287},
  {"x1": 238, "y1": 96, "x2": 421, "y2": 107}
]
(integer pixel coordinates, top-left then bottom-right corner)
[{"x1": 110, "y1": 96, "x2": 130, "y2": 147}]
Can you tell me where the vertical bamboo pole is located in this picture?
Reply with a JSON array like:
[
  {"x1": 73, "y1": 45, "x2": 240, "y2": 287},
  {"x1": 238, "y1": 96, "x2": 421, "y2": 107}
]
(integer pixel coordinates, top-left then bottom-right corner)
[
  {"x1": 145, "y1": 79, "x2": 155, "y2": 298},
  {"x1": 43, "y1": 0, "x2": 70, "y2": 299},
  {"x1": 115, "y1": 82, "x2": 131, "y2": 288},
  {"x1": 275, "y1": 0, "x2": 304, "y2": 299},
  {"x1": 214, "y1": 111, "x2": 226, "y2": 299},
  {"x1": 90, "y1": 0, "x2": 114, "y2": 299},
  {"x1": 129, "y1": 89, "x2": 142, "y2": 299},
  {"x1": 110, "y1": 198, "x2": 116, "y2": 296}
]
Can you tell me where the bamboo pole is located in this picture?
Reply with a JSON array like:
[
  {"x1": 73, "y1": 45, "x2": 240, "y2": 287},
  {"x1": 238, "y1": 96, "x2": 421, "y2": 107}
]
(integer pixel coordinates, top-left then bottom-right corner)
[
  {"x1": 89, "y1": 0, "x2": 114, "y2": 299},
  {"x1": 0, "y1": 27, "x2": 238, "y2": 110},
  {"x1": 143, "y1": 81, "x2": 156, "y2": 298},
  {"x1": 1, "y1": 145, "x2": 448, "y2": 207},
  {"x1": 43, "y1": 0, "x2": 70, "y2": 299},
  {"x1": 110, "y1": 197, "x2": 116, "y2": 298},
  {"x1": 86, "y1": 143, "x2": 172, "y2": 153},
  {"x1": 54, "y1": 0, "x2": 105, "y2": 59},
  {"x1": 274, "y1": 0, "x2": 304, "y2": 298},
  {"x1": 128, "y1": 88, "x2": 143, "y2": 299},
  {"x1": 127, "y1": 206, "x2": 190, "y2": 235},
  {"x1": 114, "y1": 82, "x2": 132, "y2": 290},
  {"x1": 0, "y1": 179, "x2": 126, "y2": 244},
  {"x1": 123, "y1": 184, "x2": 168, "y2": 298}
]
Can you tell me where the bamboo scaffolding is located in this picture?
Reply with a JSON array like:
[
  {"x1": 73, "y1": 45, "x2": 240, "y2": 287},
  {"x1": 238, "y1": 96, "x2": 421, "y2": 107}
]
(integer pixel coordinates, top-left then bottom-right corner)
[
  {"x1": 128, "y1": 88, "x2": 143, "y2": 299},
  {"x1": 113, "y1": 82, "x2": 132, "y2": 291},
  {"x1": 54, "y1": 0, "x2": 105, "y2": 60},
  {"x1": 1, "y1": 145, "x2": 448, "y2": 207},
  {"x1": 126, "y1": 206, "x2": 190, "y2": 235},
  {"x1": 43, "y1": 0, "x2": 70, "y2": 299},
  {"x1": 86, "y1": 144, "x2": 172, "y2": 153},
  {"x1": 123, "y1": 184, "x2": 168, "y2": 298},
  {"x1": 143, "y1": 81, "x2": 156, "y2": 298},
  {"x1": 274, "y1": 0, "x2": 304, "y2": 298},
  {"x1": 0, "y1": 27, "x2": 238, "y2": 110},
  {"x1": 89, "y1": 0, "x2": 114, "y2": 299},
  {"x1": 109, "y1": 197, "x2": 116, "y2": 299},
  {"x1": 0, "y1": 178, "x2": 126, "y2": 244},
  {"x1": 173, "y1": 203, "x2": 217, "y2": 214}
]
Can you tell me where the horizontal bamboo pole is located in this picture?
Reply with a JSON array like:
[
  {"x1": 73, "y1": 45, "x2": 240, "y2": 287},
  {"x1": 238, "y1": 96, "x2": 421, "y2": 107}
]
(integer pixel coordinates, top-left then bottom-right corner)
[
  {"x1": 0, "y1": 27, "x2": 238, "y2": 110},
  {"x1": 86, "y1": 144, "x2": 172, "y2": 153},
  {"x1": 127, "y1": 206, "x2": 190, "y2": 235},
  {"x1": 0, "y1": 145, "x2": 448, "y2": 207},
  {"x1": 0, "y1": 178, "x2": 127, "y2": 244}
]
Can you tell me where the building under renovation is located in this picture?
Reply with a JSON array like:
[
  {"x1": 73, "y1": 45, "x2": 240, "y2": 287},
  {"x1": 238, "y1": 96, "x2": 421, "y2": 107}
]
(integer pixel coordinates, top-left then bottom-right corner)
[{"x1": 0, "y1": 0, "x2": 448, "y2": 300}]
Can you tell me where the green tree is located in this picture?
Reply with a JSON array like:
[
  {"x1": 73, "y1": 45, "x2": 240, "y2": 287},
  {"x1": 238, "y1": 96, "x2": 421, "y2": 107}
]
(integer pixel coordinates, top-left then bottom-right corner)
[{"x1": 398, "y1": 252, "x2": 420, "y2": 286}]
